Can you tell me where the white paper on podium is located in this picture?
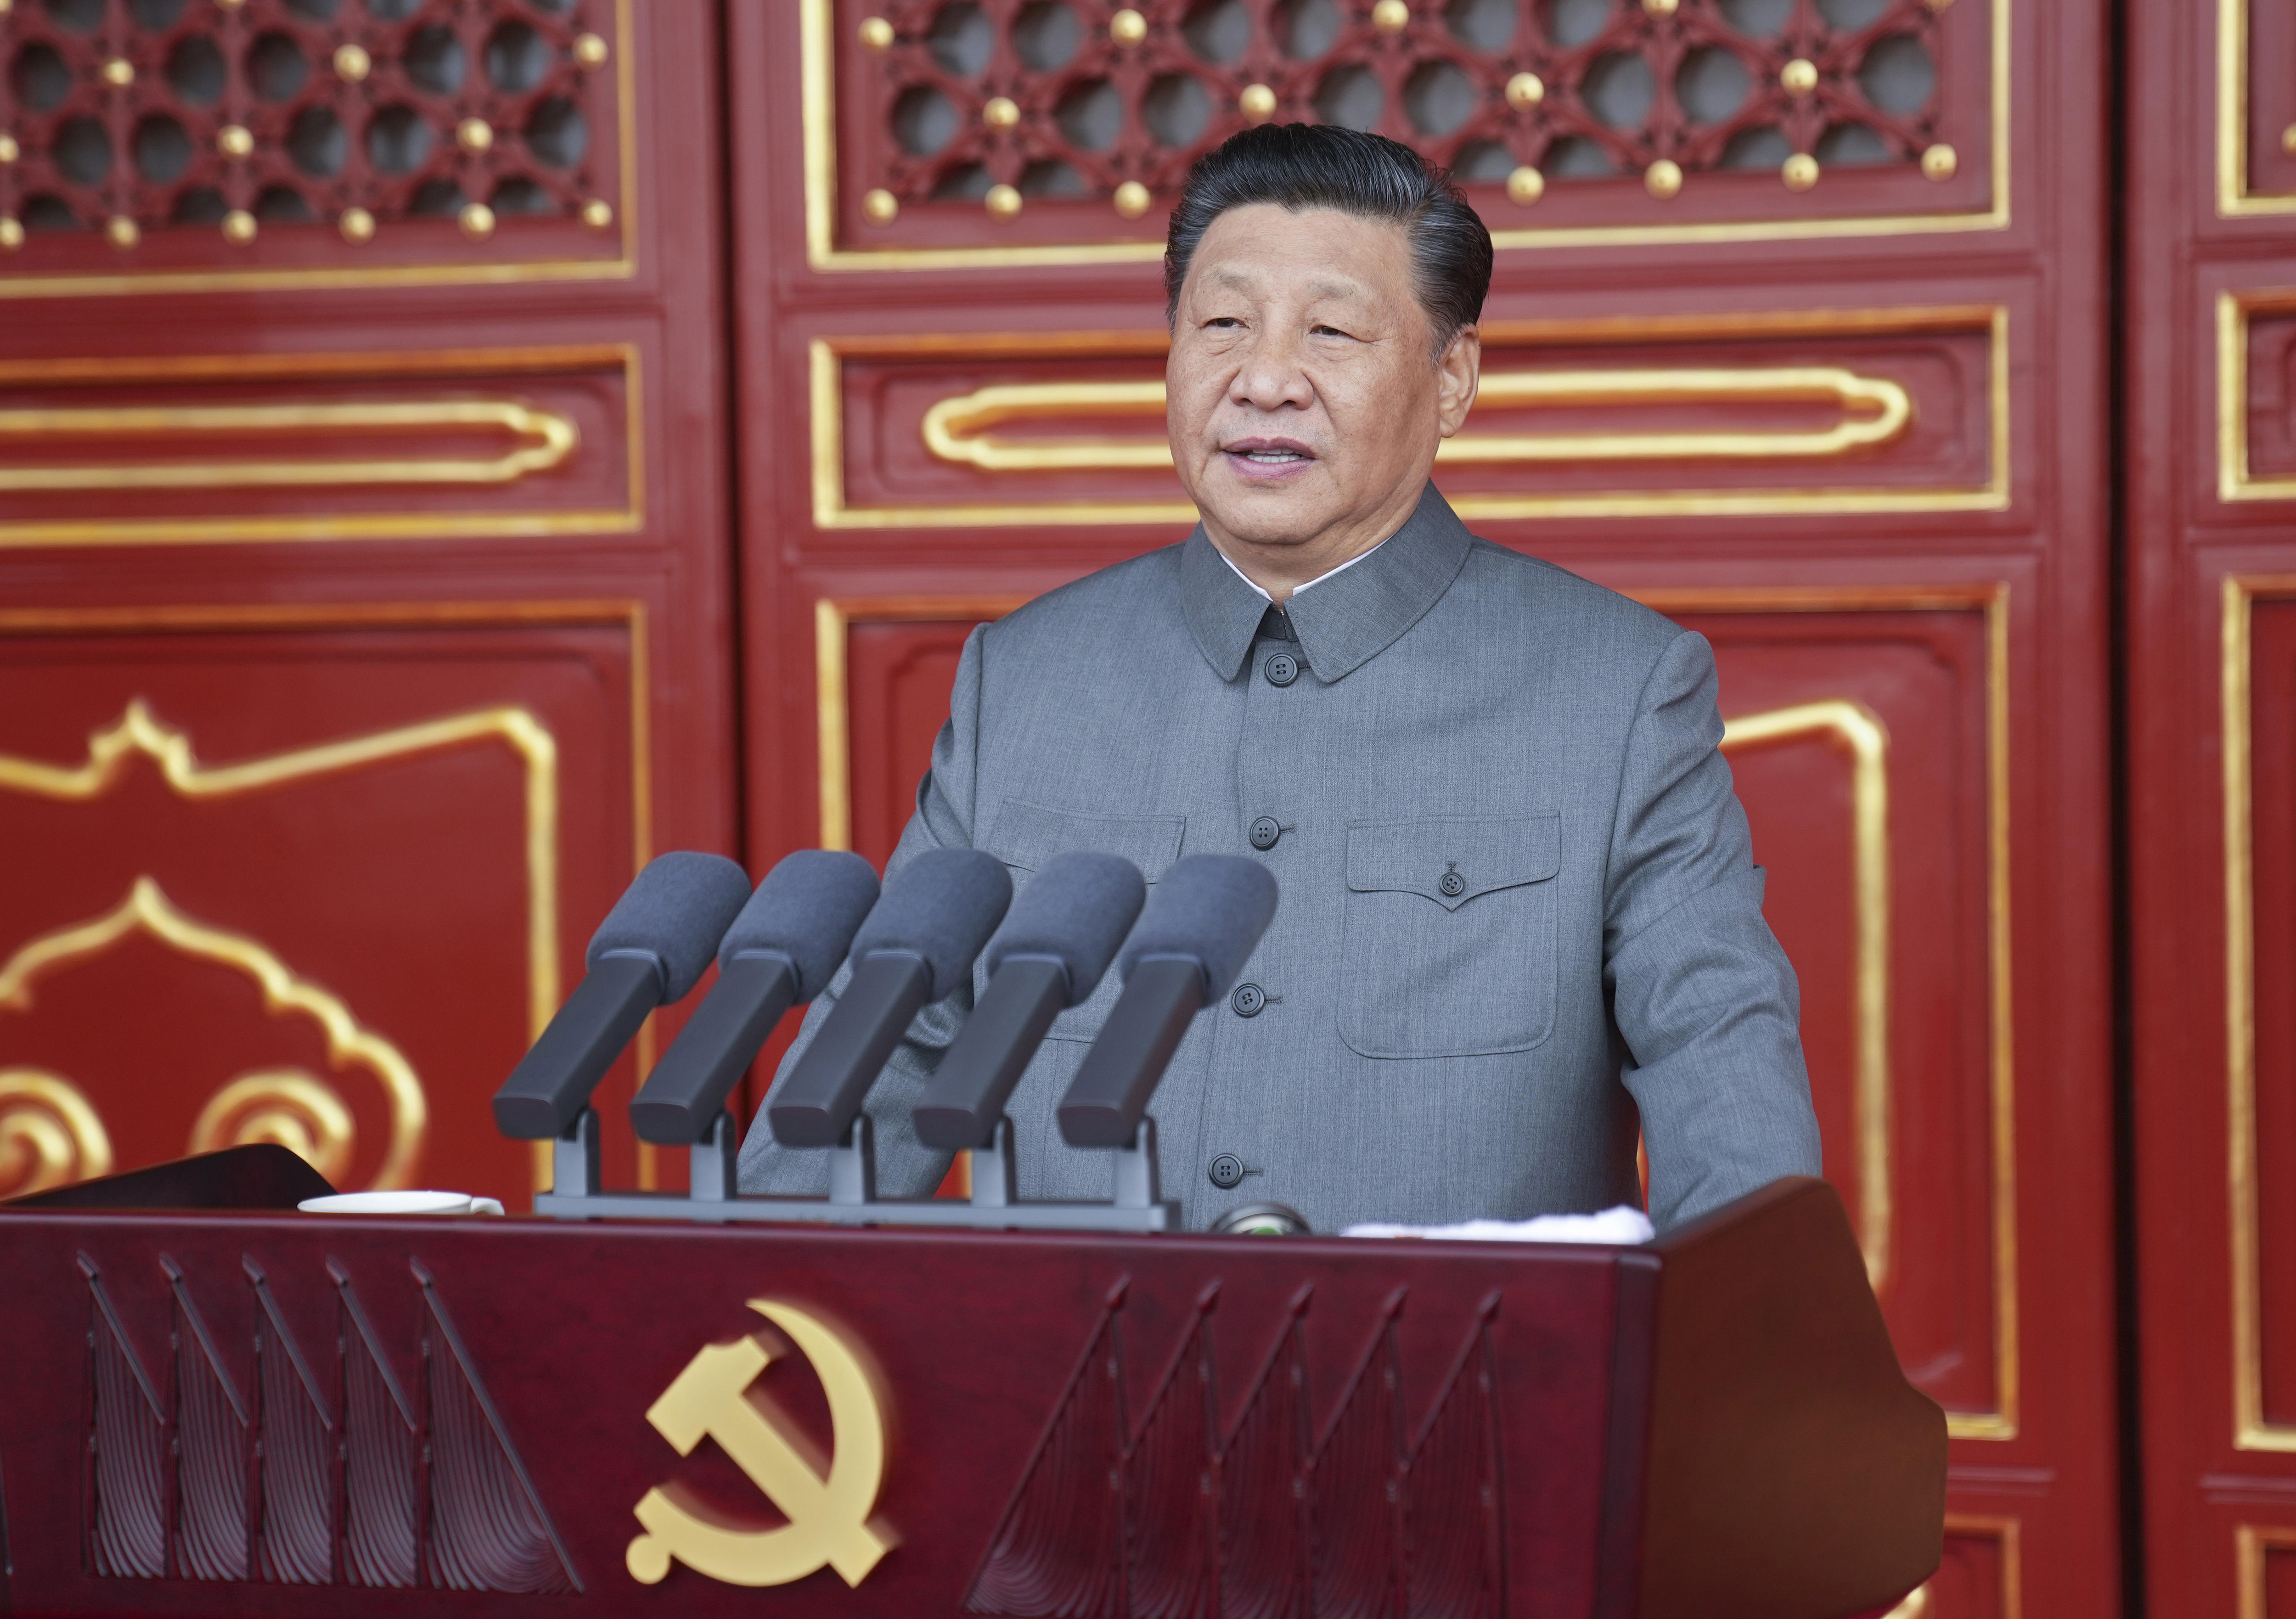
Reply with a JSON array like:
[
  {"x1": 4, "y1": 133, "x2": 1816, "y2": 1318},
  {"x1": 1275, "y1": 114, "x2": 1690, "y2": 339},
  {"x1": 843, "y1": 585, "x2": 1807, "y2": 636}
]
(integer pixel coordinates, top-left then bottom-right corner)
[{"x1": 1341, "y1": 1204, "x2": 1655, "y2": 1245}]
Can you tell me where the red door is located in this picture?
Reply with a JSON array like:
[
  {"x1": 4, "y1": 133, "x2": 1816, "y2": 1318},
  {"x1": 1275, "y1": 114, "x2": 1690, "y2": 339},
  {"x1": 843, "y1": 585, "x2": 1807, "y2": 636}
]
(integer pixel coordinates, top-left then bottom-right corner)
[
  {"x1": 2127, "y1": 0, "x2": 2296, "y2": 1610},
  {"x1": 0, "y1": 1, "x2": 737, "y2": 1209}
]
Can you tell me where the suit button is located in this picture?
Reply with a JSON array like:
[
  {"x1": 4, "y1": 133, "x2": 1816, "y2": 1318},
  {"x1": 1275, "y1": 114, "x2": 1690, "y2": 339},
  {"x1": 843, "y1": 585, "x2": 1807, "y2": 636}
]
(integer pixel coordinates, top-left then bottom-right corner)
[
  {"x1": 1264, "y1": 652, "x2": 1298, "y2": 686},
  {"x1": 1208, "y1": 1154, "x2": 1245, "y2": 1189},
  {"x1": 1249, "y1": 816, "x2": 1281, "y2": 850},
  {"x1": 1231, "y1": 983, "x2": 1266, "y2": 1017},
  {"x1": 1439, "y1": 870, "x2": 1466, "y2": 898}
]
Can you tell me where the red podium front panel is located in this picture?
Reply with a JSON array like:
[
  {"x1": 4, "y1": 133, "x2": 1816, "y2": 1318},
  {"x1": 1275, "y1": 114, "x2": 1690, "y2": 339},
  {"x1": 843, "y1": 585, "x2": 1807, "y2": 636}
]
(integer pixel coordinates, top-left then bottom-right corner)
[{"x1": 0, "y1": 1176, "x2": 1939, "y2": 1619}]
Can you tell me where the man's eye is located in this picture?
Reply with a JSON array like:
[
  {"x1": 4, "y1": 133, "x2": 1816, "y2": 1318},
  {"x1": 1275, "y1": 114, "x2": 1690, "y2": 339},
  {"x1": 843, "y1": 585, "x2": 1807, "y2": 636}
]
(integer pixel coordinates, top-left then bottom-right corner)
[
  {"x1": 1311, "y1": 324, "x2": 1356, "y2": 338},
  {"x1": 1204, "y1": 316, "x2": 1243, "y2": 329}
]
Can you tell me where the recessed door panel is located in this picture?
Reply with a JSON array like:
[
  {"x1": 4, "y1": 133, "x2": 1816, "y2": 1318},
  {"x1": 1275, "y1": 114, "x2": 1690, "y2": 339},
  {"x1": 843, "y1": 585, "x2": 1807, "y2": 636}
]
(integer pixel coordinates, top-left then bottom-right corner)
[{"x1": 0, "y1": 609, "x2": 643, "y2": 1210}]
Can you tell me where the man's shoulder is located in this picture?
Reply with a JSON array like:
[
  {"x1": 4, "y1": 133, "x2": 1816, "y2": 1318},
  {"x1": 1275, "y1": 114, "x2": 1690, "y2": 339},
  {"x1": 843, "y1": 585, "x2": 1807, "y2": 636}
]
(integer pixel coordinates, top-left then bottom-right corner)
[
  {"x1": 1457, "y1": 537, "x2": 1686, "y2": 653},
  {"x1": 982, "y1": 542, "x2": 1190, "y2": 652},
  {"x1": 992, "y1": 542, "x2": 1185, "y2": 624}
]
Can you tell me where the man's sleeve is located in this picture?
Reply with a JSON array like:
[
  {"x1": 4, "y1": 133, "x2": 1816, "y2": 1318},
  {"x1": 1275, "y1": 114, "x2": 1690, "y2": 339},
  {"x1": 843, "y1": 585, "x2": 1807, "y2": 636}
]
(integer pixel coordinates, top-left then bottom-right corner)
[
  {"x1": 737, "y1": 624, "x2": 989, "y2": 1196},
  {"x1": 1603, "y1": 628, "x2": 1823, "y2": 1229}
]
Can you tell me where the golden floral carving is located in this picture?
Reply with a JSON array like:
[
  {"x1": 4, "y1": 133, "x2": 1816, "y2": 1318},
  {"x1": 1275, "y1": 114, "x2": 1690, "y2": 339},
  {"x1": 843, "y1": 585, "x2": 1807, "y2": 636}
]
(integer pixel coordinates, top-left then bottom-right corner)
[{"x1": 0, "y1": 1068, "x2": 112, "y2": 1197}]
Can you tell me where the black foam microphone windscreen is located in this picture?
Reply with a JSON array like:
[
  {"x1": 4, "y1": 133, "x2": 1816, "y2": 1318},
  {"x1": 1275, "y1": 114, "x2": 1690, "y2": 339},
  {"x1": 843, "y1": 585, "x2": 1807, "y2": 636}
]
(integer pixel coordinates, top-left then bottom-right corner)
[
  {"x1": 767, "y1": 847, "x2": 1013, "y2": 1148},
  {"x1": 587, "y1": 851, "x2": 754, "y2": 1001},
  {"x1": 627, "y1": 850, "x2": 882, "y2": 1146},
  {"x1": 983, "y1": 851, "x2": 1148, "y2": 1005},
  {"x1": 1114, "y1": 854, "x2": 1280, "y2": 998},
  {"x1": 1057, "y1": 855, "x2": 1280, "y2": 1149},
  {"x1": 845, "y1": 847, "x2": 1014, "y2": 999},
  {"x1": 912, "y1": 853, "x2": 1147, "y2": 1150},
  {"x1": 494, "y1": 850, "x2": 751, "y2": 1140},
  {"x1": 718, "y1": 850, "x2": 882, "y2": 993}
]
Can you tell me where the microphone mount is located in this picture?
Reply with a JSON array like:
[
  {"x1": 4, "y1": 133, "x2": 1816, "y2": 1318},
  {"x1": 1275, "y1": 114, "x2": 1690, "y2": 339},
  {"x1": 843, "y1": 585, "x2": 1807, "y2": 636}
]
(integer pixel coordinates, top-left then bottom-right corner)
[{"x1": 530, "y1": 1105, "x2": 1173, "y2": 1231}]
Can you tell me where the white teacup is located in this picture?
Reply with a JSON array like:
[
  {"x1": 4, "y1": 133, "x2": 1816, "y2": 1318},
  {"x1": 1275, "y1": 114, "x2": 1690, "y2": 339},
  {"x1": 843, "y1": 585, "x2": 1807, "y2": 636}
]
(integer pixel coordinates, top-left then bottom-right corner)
[{"x1": 297, "y1": 1190, "x2": 506, "y2": 1216}]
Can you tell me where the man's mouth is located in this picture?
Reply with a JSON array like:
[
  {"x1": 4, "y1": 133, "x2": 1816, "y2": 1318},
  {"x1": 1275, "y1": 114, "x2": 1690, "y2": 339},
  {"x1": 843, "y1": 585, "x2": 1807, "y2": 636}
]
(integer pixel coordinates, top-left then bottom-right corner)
[{"x1": 1222, "y1": 438, "x2": 1315, "y2": 469}]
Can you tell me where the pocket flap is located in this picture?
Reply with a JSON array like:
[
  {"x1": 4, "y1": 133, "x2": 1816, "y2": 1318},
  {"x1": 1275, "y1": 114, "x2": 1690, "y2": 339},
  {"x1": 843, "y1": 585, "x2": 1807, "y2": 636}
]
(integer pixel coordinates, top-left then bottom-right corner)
[
  {"x1": 987, "y1": 799, "x2": 1187, "y2": 883},
  {"x1": 1346, "y1": 813, "x2": 1560, "y2": 911}
]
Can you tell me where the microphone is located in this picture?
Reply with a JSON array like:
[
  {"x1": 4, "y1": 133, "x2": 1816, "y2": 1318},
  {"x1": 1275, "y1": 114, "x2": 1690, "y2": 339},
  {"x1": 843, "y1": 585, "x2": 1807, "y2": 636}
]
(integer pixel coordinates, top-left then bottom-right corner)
[
  {"x1": 627, "y1": 850, "x2": 881, "y2": 1146},
  {"x1": 1057, "y1": 854, "x2": 1277, "y2": 1148},
  {"x1": 492, "y1": 852, "x2": 752, "y2": 1139},
  {"x1": 912, "y1": 853, "x2": 1147, "y2": 1151},
  {"x1": 766, "y1": 847, "x2": 1013, "y2": 1148}
]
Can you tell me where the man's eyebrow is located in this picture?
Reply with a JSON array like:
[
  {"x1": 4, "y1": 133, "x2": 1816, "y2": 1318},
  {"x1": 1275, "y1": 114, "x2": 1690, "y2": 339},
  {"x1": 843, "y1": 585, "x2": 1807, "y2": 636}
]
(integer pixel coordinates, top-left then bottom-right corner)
[{"x1": 1205, "y1": 268, "x2": 1371, "y2": 301}]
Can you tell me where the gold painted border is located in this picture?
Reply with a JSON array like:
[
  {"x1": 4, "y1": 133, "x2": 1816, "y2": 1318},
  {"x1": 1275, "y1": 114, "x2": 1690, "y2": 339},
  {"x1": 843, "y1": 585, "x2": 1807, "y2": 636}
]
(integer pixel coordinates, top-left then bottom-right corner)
[
  {"x1": 1720, "y1": 699, "x2": 1891, "y2": 1292},
  {"x1": 814, "y1": 595, "x2": 1035, "y2": 853},
  {"x1": 2220, "y1": 572, "x2": 2296, "y2": 1450},
  {"x1": 0, "y1": 345, "x2": 645, "y2": 546},
  {"x1": 2216, "y1": 0, "x2": 2296, "y2": 215},
  {"x1": 800, "y1": 0, "x2": 2009, "y2": 268},
  {"x1": 2239, "y1": 1522, "x2": 2296, "y2": 1619},
  {"x1": 2208, "y1": 290, "x2": 2296, "y2": 504},
  {"x1": 0, "y1": 0, "x2": 638, "y2": 298},
  {"x1": 815, "y1": 581, "x2": 2018, "y2": 1439},
  {"x1": 0, "y1": 598, "x2": 651, "y2": 1197},
  {"x1": 1930, "y1": 1513, "x2": 2023, "y2": 1619},
  {"x1": 810, "y1": 307, "x2": 2010, "y2": 529}
]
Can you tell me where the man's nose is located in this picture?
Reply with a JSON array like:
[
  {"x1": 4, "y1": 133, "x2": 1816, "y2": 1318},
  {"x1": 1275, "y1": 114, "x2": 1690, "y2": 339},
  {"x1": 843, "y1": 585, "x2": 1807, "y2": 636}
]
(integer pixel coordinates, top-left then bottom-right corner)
[{"x1": 1230, "y1": 327, "x2": 1312, "y2": 410}]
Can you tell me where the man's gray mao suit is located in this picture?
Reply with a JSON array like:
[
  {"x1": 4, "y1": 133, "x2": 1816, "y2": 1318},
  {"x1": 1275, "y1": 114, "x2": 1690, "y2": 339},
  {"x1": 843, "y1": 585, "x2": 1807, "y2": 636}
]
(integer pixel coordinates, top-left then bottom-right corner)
[{"x1": 740, "y1": 484, "x2": 1821, "y2": 1232}]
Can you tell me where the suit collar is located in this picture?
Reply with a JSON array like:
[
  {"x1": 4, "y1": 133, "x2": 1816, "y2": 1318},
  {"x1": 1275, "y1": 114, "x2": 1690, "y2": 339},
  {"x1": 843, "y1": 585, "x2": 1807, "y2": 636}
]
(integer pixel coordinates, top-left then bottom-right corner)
[{"x1": 1180, "y1": 482, "x2": 1474, "y2": 683}]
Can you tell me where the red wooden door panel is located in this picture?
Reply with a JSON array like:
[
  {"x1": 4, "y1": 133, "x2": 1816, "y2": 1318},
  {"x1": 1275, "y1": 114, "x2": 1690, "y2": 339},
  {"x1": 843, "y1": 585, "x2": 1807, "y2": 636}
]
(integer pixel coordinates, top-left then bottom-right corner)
[
  {"x1": 0, "y1": 604, "x2": 641, "y2": 1209},
  {"x1": 2123, "y1": 0, "x2": 2296, "y2": 1611},
  {"x1": 0, "y1": 2, "x2": 737, "y2": 1204},
  {"x1": 736, "y1": 2, "x2": 2111, "y2": 1611}
]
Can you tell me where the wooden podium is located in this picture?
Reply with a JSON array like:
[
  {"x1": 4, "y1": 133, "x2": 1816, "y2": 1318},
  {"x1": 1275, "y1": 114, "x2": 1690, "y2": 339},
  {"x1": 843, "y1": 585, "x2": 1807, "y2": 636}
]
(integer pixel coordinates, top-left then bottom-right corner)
[{"x1": 0, "y1": 1162, "x2": 1941, "y2": 1619}]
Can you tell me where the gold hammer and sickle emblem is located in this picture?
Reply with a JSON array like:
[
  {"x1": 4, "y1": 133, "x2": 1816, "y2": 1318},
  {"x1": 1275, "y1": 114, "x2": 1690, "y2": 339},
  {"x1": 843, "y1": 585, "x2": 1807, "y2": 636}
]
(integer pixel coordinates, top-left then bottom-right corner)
[{"x1": 625, "y1": 1299, "x2": 893, "y2": 1589}]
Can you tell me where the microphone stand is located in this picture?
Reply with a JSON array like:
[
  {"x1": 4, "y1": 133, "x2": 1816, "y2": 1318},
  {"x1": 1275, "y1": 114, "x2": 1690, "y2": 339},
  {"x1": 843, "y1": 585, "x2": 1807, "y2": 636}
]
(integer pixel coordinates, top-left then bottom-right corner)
[{"x1": 529, "y1": 1107, "x2": 1174, "y2": 1230}]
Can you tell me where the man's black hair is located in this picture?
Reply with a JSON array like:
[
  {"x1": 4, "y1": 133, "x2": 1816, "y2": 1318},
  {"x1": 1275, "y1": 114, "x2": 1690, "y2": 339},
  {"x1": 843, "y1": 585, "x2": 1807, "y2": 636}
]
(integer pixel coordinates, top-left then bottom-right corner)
[{"x1": 1163, "y1": 123, "x2": 1493, "y2": 354}]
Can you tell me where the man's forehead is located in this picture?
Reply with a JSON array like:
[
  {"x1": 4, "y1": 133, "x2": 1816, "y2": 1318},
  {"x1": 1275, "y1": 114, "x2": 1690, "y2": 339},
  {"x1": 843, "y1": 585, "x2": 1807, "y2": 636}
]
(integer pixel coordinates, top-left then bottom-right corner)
[
  {"x1": 1208, "y1": 264, "x2": 1376, "y2": 303},
  {"x1": 1188, "y1": 206, "x2": 1411, "y2": 301}
]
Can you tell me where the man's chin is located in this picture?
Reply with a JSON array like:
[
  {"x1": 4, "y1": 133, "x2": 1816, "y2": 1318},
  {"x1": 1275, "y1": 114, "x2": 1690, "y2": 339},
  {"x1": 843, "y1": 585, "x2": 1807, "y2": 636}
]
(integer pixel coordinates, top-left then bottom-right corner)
[{"x1": 1193, "y1": 481, "x2": 1342, "y2": 551}]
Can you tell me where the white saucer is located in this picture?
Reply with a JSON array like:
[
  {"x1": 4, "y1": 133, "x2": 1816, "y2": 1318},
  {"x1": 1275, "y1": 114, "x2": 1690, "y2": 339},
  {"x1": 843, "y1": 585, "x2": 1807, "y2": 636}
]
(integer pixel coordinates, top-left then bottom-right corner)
[{"x1": 296, "y1": 1190, "x2": 506, "y2": 1216}]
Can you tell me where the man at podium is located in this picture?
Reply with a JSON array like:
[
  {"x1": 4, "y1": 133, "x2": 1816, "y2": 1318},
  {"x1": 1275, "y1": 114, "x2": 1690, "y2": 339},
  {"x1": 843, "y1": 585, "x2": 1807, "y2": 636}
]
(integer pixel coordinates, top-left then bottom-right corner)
[{"x1": 742, "y1": 124, "x2": 1821, "y2": 1235}]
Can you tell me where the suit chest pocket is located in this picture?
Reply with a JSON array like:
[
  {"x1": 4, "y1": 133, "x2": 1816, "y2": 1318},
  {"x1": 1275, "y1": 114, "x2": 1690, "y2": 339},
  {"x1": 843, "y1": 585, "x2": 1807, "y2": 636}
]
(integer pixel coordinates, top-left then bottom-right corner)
[
  {"x1": 1339, "y1": 813, "x2": 1560, "y2": 1058},
  {"x1": 985, "y1": 799, "x2": 1186, "y2": 1042}
]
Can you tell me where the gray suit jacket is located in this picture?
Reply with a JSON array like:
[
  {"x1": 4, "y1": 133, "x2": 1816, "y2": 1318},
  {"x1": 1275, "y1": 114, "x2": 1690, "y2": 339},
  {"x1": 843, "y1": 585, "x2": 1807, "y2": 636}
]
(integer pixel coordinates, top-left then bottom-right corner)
[{"x1": 740, "y1": 484, "x2": 1821, "y2": 1232}]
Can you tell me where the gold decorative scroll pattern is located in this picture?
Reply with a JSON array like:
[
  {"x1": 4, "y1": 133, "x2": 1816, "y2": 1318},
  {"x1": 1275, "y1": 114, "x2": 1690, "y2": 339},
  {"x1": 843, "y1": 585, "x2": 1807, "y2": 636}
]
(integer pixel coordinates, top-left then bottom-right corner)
[
  {"x1": 189, "y1": 1068, "x2": 357, "y2": 1183},
  {"x1": 0, "y1": 399, "x2": 577, "y2": 492},
  {"x1": 1719, "y1": 700, "x2": 1892, "y2": 1293},
  {"x1": 0, "y1": 880, "x2": 419, "y2": 1189},
  {"x1": 0, "y1": 1067, "x2": 113, "y2": 1194},
  {"x1": 0, "y1": 698, "x2": 562, "y2": 1193},
  {"x1": 813, "y1": 594, "x2": 2013, "y2": 1407},
  {"x1": 922, "y1": 368, "x2": 1914, "y2": 472},
  {"x1": 809, "y1": 307, "x2": 2010, "y2": 527}
]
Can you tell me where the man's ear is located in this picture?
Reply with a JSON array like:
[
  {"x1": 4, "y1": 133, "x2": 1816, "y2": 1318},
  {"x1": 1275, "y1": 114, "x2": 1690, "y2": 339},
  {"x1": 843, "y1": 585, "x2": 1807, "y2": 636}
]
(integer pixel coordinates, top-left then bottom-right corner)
[{"x1": 1435, "y1": 324, "x2": 1482, "y2": 438}]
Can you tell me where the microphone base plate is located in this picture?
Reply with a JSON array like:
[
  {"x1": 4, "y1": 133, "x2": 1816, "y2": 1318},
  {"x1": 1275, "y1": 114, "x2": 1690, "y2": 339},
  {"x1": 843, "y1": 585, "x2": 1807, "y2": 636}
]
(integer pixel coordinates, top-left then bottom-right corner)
[{"x1": 529, "y1": 1190, "x2": 1178, "y2": 1232}]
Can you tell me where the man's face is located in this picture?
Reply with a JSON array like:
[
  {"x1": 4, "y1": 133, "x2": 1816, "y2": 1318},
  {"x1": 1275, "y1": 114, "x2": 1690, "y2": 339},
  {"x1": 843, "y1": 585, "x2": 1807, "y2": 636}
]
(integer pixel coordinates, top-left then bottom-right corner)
[{"x1": 1166, "y1": 203, "x2": 1479, "y2": 576}]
